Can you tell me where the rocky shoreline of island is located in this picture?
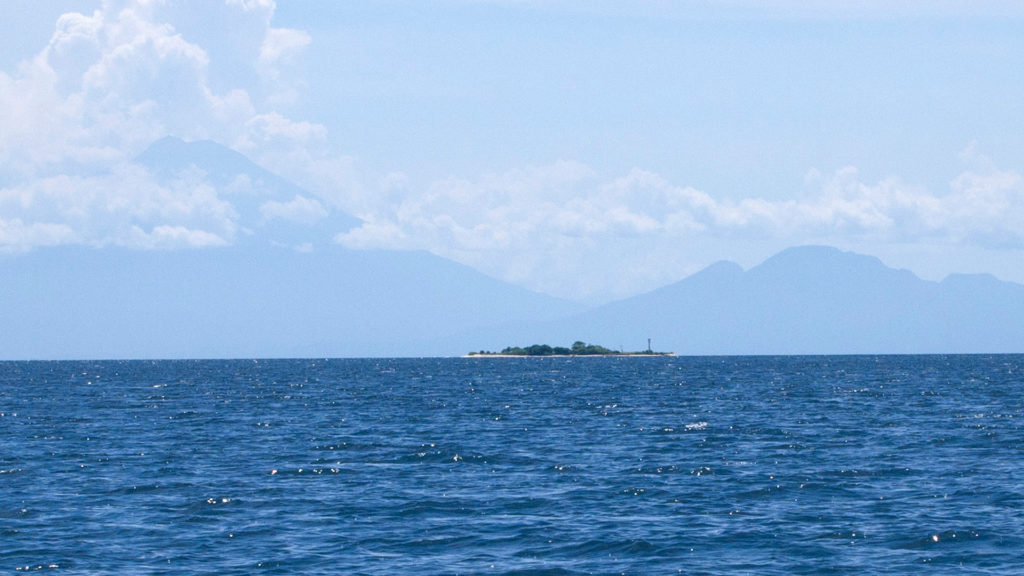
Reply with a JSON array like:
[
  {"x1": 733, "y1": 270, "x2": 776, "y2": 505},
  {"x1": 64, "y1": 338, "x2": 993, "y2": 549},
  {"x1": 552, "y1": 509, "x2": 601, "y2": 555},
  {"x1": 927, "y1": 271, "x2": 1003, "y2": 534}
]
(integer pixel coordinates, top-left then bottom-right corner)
[{"x1": 465, "y1": 341, "x2": 675, "y2": 357}]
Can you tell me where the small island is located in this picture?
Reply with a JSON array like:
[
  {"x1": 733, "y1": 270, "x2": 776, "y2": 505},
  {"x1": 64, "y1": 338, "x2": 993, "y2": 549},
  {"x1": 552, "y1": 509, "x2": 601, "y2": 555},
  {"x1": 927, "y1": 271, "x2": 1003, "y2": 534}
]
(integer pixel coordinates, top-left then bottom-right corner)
[{"x1": 466, "y1": 340, "x2": 675, "y2": 357}]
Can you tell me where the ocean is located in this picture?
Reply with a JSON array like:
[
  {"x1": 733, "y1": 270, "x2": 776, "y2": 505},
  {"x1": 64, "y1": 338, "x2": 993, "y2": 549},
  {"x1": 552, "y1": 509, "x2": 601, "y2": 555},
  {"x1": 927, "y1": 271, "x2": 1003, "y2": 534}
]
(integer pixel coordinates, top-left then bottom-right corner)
[{"x1": 2, "y1": 355, "x2": 1022, "y2": 574}]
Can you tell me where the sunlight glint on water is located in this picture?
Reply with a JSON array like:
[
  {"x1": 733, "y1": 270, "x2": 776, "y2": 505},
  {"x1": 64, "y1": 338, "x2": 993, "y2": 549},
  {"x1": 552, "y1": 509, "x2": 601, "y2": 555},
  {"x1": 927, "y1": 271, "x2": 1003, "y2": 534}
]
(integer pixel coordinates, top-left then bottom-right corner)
[{"x1": 1, "y1": 356, "x2": 1022, "y2": 574}]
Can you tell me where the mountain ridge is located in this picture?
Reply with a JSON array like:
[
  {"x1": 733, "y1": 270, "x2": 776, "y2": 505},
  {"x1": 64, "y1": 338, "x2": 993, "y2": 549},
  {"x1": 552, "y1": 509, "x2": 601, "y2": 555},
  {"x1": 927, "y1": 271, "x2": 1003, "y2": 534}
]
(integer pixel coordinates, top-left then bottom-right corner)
[
  {"x1": 136, "y1": 136, "x2": 361, "y2": 242},
  {"x1": 0, "y1": 244, "x2": 585, "y2": 359},
  {"x1": 0, "y1": 137, "x2": 585, "y2": 359},
  {"x1": 4, "y1": 137, "x2": 1021, "y2": 358},
  {"x1": 522, "y1": 245, "x2": 1024, "y2": 355}
]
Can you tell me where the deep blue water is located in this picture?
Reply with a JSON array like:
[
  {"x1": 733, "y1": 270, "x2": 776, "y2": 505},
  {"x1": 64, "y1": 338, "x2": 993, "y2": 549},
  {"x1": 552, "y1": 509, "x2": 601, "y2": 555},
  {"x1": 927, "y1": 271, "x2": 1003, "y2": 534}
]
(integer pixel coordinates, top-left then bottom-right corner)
[{"x1": 2, "y1": 356, "x2": 1023, "y2": 574}]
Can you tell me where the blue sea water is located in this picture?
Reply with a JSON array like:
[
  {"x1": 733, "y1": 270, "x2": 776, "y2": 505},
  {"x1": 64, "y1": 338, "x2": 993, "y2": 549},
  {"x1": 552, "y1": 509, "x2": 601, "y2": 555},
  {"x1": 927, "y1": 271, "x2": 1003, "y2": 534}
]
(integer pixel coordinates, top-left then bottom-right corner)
[{"x1": 2, "y1": 355, "x2": 1023, "y2": 575}]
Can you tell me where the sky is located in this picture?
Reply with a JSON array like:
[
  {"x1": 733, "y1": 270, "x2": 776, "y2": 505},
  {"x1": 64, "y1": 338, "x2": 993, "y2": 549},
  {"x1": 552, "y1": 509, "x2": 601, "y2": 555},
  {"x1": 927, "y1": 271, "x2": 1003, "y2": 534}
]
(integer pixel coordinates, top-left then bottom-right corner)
[{"x1": 1, "y1": 0, "x2": 1023, "y2": 303}]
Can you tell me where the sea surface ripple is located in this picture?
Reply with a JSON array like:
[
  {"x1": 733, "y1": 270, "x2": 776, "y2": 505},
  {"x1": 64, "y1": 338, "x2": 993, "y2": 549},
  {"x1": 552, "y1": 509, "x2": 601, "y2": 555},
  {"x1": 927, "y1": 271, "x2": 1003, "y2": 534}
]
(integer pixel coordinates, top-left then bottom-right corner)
[{"x1": 2, "y1": 355, "x2": 1023, "y2": 574}]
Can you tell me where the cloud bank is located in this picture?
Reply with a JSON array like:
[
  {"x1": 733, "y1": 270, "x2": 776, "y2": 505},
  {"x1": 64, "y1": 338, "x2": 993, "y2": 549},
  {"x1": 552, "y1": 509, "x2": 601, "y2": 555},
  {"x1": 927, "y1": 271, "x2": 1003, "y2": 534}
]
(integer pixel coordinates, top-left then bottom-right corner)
[
  {"x1": 2, "y1": 1, "x2": 1022, "y2": 301},
  {"x1": 0, "y1": 0, "x2": 346, "y2": 251},
  {"x1": 336, "y1": 153, "x2": 1024, "y2": 300}
]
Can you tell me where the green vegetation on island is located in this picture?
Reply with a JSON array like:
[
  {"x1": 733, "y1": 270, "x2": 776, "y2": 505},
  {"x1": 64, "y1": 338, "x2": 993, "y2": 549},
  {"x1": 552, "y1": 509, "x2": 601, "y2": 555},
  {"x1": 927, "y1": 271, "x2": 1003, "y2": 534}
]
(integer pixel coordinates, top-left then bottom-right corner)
[{"x1": 467, "y1": 341, "x2": 674, "y2": 357}]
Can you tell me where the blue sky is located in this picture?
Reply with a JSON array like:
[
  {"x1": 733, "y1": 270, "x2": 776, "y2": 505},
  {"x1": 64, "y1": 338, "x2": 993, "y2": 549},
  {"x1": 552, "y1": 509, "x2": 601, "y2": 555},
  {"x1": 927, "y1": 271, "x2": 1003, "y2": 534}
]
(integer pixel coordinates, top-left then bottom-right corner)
[{"x1": 2, "y1": 1, "x2": 1023, "y2": 302}]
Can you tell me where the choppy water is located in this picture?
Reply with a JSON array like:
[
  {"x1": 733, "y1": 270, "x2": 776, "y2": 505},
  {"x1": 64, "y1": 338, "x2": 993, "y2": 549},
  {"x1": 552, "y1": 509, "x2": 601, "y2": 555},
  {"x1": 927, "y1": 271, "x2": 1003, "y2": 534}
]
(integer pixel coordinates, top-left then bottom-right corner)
[{"x1": 2, "y1": 356, "x2": 1023, "y2": 574}]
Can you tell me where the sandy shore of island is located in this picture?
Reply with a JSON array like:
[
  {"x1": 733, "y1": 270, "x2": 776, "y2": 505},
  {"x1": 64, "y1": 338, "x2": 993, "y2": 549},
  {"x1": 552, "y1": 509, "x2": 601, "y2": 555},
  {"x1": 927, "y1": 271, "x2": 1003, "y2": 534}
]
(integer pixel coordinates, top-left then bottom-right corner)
[{"x1": 461, "y1": 353, "x2": 676, "y2": 358}]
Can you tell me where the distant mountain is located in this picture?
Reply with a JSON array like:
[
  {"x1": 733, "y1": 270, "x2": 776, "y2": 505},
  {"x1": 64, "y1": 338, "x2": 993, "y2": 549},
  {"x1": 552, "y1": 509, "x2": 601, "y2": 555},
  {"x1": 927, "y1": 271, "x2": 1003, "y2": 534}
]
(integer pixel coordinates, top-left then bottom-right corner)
[
  {"x1": 138, "y1": 136, "x2": 293, "y2": 187},
  {"x1": 521, "y1": 246, "x2": 1024, "y2": 355},
  {"x1": 4, "y1": 240, "x2": 1021, "y2": 358},
  {"x1": 7, "y1": 136, "x2": 1023, "y2": 358},
  {"x1": 0, "y1": 245, "x2": 583, "y2": 359},
  {"x1": 136, "y1": 136, "x2": 361, "y2": 244},
  {"x1": 0, "y1": 138, "x2": 584, "y2": 359}
]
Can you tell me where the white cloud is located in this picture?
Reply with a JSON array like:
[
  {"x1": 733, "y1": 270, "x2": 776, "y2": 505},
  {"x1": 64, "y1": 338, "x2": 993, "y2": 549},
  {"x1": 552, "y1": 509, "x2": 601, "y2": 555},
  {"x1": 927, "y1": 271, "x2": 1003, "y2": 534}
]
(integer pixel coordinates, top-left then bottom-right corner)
[
  {"x1": 946, "y1": 164, "x2": 1024, "y2": 248},
  {"x1": 0, "y1": 0, "x2": 328, "y2": 177},
  {"x1": 335, "y1": 154, "x2": 1024, "y2": 301},
  {"x1": 0, "y1": 219, "x2": 79, "y2": 253},
  {"x1": 259, "y1": 27, "x2": 311, "y2": 63},
  {"x1": 122, "y1": 224, "x2": 230, "y2": 249},
  {"x1": 0, "y1": 164, "x2": 239, "y2": 251},
  {"x1": 0, "y1": 0, "x2": 356, "y2": 253},
  {"x1": 257, "y1": 27, "x2": 311, "y2": 106},
  {"x1": 236, "y1": 112, "x2": 360, "y2": 210},
  {"x1": 260, "y1": 195, "x2": 328, "y2": 225},
  {"x1": 3, "y1": 1, "x2": 1022, "y2": 301}
]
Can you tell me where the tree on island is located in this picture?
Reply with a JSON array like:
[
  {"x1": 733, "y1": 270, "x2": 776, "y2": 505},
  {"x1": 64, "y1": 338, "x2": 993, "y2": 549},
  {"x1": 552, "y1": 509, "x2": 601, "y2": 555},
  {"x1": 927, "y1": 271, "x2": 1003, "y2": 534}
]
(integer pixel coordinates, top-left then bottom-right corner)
[
  {"x1": 570, "y1": 341, "x2": 616, "y2": 355},
  {"x1": 478, "y1": 341, "x2": 625, "y2": 356}
]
